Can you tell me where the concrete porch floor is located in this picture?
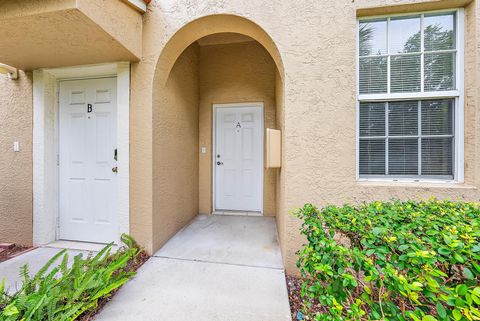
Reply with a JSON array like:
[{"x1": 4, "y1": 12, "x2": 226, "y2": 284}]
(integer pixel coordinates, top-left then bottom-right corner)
[
  {"x1": 154, "y1": 214, "x2": 284, "y2": 268},
  {"x1": 95, "y1": 214, "x2": 292, "y2": 321}
]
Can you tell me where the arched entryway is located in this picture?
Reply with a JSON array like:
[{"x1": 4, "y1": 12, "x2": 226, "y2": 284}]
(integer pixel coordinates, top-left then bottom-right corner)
[{"x1": 151, "y1": 14, "x2": 285, "y2": 253}]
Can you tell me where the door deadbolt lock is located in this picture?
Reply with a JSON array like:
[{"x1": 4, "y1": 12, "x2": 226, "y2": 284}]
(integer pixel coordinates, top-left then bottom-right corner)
[
  {"x1": 217, "y1": 161, "x2": 223, "y2": 166},
  {"x1": 112, "y1": 166, "x2": 118, "y2": 173}
]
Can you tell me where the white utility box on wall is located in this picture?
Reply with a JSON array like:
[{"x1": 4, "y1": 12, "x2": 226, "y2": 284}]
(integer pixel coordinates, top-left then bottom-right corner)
[{"x1": 266, "y1": 128, "x2": 281, "y2": 168}]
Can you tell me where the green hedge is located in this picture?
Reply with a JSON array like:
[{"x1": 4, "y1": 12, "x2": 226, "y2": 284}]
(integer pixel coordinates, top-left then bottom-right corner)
[
  {"x1": 295, "y1": 199, "x2": 480, "y2": 321},
  {"x1": 0, "y1": 234, "x2": 140, "y2": 321}
]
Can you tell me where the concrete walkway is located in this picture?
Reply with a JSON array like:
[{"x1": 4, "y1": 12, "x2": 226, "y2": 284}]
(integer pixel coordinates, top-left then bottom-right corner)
[
  {"x1": 0, "y1": 247, "x2": 94, "y2": 294},
  {"x1": 95, "y1": 215, "x2": 292, "y2": 321}
]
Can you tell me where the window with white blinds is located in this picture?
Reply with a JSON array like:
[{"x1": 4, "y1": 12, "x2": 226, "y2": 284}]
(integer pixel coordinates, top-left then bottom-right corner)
[
  {"x1": 359, "y1": 99, "x2": 454, "y2": 177},
  {"x1": 359, "y1": 12, "x2": 456, "y2": 95},
  {"x1": 358, "y1": 10, "x2": 463, "y2": 180}
]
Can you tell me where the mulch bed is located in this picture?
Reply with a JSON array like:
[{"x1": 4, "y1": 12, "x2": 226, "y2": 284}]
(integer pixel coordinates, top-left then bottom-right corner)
[
  {"x1": 286, "y1": 274, "x2": 328, "y2": 321},
  {"x1": 0, "y1": 244, "x2": 34, "y2": 263},
  {"x1": 76, "y1": 249, "x2": 150, "y2": 321}
]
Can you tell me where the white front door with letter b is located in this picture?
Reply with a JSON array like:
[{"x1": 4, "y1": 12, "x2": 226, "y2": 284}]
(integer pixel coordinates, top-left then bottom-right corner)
[
  {"x1": 59, "y1": 78, "x2": 118, "y2": 243},
  {"x1": 215, "y1": 105, "x2": 263, "y2": 212}
]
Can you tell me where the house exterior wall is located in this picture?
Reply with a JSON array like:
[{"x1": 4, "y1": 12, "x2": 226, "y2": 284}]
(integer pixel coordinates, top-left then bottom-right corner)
[
  {"x1": 198, "y1": 41, "x2": 277, "y2": 216},
  {"x1": 152, "y1": 43, "x2": 200, "y2": 251},
  {"x1": 0, "y1": 71, "x2": 33, "y2": 246},
  {"x1": 0, "y1": 0, "x2": 479, "y2": 274},
  {"x1": 133, "y1": 0, "x2": 480, "y2": 274}
]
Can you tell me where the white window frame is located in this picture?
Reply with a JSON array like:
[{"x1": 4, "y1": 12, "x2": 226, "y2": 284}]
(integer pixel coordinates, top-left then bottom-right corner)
[{"x1": 356, "y1": 8, "x2": 464, "y2": 183}]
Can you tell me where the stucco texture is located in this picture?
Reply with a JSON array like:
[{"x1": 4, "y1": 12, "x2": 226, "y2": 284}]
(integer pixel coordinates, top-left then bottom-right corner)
[
  {"x1": 152, "y1": 43, "x2": 200, "y2": 252},
  {"x1": 0, "y1": 0, "x2": 142, "y2": 71},
  {"x1": 3, "y1": 0, "x2": 478, "y2": 274},
  {"x1": 129, "y1": 0, "x2": 480, "y2": 274},
  {"x1": 0, "y1": 71, "x2": 33, "y2": 246}
]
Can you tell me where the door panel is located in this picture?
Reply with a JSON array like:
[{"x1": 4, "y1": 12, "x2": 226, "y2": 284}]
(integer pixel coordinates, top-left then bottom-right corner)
[
  {"x1": 215, "y1": 106, "x2": 263, "y2": 212},
  {"x1": 59, "y1": 78, "x2": 117, "y2": 243}
]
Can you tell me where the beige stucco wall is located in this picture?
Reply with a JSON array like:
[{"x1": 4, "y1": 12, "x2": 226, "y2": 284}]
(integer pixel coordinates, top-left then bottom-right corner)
[
  {"x1": 151, "y1": 43, "x2": 200, "y2": 251},
  {"x1": 0, "y1": 71, "x2": 33, "y2": 246},
  {"x1": 0, "y1": 0, "x2": 141, "y2": 71},
  {"x1": 130, "y1": 0, "x2": 480, "y2": 274},
  {"x1": 0, "y1": 0, "x2": 478, "y2": 275},
  {"x1": 198, "y1": 41, "x2": 277, "y2": 216},
  {"x1": 274, "y1": 70, "x2": 287, "y2": 259}
]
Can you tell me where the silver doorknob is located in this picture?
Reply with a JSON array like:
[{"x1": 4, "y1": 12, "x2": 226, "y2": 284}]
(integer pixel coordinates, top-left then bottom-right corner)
[{"x1": 217, "y1": 161, "x2": 223, "y2": 166}]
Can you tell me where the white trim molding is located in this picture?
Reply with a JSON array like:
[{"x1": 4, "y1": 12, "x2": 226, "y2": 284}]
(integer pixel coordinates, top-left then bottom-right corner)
[{"x1": 33, "y1": 63, "x2": 130, "y2": 246}]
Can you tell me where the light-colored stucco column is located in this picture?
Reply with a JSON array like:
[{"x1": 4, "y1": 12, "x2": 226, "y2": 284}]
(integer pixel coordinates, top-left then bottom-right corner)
[
  {"x1": 117, "y1": 62, "x2": 131, "y2": 240},
  {"x1": 32, "y1": 70, "x2": 57, "y2": 245},
  {"x1": 129, "y1": 61, "x2": 154, "y2": 254}
]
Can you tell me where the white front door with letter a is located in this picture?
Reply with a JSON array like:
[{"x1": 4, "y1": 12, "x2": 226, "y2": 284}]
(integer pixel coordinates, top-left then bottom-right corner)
[
  {"x1": 59, "y1": 78, "x2": 117, "y2": 243},
  {"x1": 215, "y1": 105, "x2": 263, "y2": 212}
]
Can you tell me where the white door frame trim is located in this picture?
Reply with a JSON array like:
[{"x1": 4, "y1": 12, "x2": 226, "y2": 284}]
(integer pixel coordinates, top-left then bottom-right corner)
[
  {"x1": 33, "y1": 62, "x2": 130, "y2": 245},
  {"x1": 212, "y1": 102, "x2": 264, "y2": 214}
]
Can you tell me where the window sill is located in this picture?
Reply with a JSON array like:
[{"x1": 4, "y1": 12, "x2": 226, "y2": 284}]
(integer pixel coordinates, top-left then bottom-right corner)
[{"x1": 357, "y1": 179, "x2": 476, "y2": 190}]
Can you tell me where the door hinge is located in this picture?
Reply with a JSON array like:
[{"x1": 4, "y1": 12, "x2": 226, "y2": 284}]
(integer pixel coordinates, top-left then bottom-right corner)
[{"x1": 57, "y1": 154, "x2": 60, "y2": 166}]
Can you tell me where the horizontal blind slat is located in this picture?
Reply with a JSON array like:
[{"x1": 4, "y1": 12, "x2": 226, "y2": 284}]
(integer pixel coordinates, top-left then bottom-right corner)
[
  {"x1": 421, "y1": 137, "x2": 453, "y2": 175},
  {"x1": 359, "y1": 57, "x2": 388, "y2": 94},
  {"x1": 360, "y1": 102, "x2": 386, "y2": 136},
  {"x1": 388, "y1": 138, "x2": 419, "y2": 175},
  {"x1": 390, "y1": 54, "x2": 421, "y2": 93},
  {"x1": 388, "y1": 101, "x2": 418, "y2": 136},
  {"x1": 359, "y1": 139, "x2": 386, "y2": 175},
  {"x1": 421, "y1": 99, "x2": 454, "y2": 135},
  {"x1": 424, "y1": 52, "x2": 455, "y2": 91}
]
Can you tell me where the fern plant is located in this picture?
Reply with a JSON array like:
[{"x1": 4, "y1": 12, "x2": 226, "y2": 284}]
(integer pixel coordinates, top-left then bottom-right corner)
[{"x1": 0, "y1": 234, "x2": 141, "y2": 321}]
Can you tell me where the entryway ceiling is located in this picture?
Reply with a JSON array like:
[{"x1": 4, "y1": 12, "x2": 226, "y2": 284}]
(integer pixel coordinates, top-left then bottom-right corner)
[{"x1": 196, "y1": 33, "x2": 255, "y2": 46}]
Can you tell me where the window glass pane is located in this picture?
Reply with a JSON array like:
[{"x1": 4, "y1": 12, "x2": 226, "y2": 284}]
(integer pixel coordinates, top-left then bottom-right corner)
[
  {"x1": 424, "y1": 13, "x2": 455, "y2": 51},
  {"x1": 390, "y1": 54, "x2": 421, "y2": 92},
  {"x1": 359, "y1": 57, "x2": 388, "y2": 94},
  {"x1": 389, "y1": 16, "x2": 421, "y2": 53},
  {"x1": 388, "y1": 138, "x2": 418, "y2": 175},
  {"x1": 388, "y1": 101, "x2": 418, "y2": 136},
  {"x1": 421, "y1": 137, "x2": 453, "y2": 175},
  {"x1": 424, "y1": 52, "x2": 455, "y2": 91},
  {"x1": 421, "y1": 99, "x2": 453, "y2": 135},
  {"x1": 359, "y1": 139, "x2": 385, "y2": 175},
  {"x1": 359, "y1": 20, "x2": 387, "y2": 56},
  {"x1": 360, "y1": 102, "x2": 385, "y2": 137}
]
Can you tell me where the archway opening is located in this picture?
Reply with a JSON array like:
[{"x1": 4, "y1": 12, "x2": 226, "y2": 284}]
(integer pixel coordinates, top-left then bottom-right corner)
[{"x1": 152, "y1": 15, "x2": 285, "y2": 253}]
